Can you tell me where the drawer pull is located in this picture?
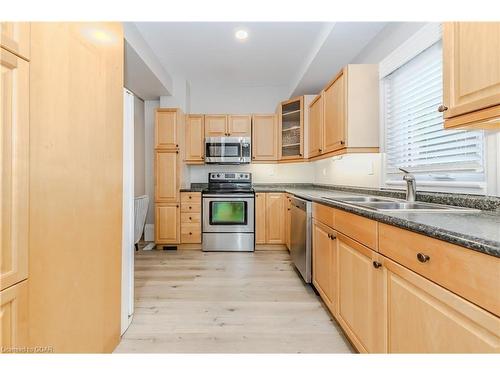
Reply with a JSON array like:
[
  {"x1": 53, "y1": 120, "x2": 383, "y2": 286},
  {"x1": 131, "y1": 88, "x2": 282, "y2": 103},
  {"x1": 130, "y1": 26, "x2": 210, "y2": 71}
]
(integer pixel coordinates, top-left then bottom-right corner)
[
  {"x1": 372, "y1": 261, "x2": 382, "y2": 269},
  {"x1": 189, "y1": 206, "x2": 192, "y2": 209},
  {"x1": 189, "y1": 217, "x2": 192, "y2": 220},
  {"x1": 417, "y1": 253, "x2": 430, "y2": 263},
  {"x1": 189, "y1": 232, "x2": 192, "y2": 235}
]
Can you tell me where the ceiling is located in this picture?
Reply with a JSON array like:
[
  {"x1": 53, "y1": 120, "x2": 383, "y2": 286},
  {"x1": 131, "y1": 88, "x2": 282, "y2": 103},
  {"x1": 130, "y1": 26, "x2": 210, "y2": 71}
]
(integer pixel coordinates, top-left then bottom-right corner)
[{"x1": 133, "y1": 22, "x2": 387, "y2": 96}]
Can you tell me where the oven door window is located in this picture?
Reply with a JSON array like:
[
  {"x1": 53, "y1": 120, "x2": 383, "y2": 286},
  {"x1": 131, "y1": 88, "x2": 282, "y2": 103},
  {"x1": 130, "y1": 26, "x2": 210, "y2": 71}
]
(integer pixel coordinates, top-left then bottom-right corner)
[
  {"x1": 210, "y1": 201, "x2": 247, "y2": 225},
  {"x1": 207, "y1": 143, "x2": 240, "y2": 157}
]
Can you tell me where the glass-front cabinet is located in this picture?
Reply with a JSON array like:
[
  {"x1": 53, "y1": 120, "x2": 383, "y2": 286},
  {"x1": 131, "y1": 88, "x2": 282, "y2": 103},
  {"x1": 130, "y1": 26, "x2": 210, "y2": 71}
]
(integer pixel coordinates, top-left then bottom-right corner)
[{"x1": 279, "y1": 96, "x2": 314, "y2": 161}]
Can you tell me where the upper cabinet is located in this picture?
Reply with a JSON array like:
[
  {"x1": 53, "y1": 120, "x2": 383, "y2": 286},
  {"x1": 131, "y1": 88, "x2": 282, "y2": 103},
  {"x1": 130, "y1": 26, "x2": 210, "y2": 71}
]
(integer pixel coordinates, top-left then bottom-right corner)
[
  {"x1": 278, "y1": 96, "x2": 314, "y2": 161},
  {"x1": 185, "y1": 114, "x2": 204, "y2": 164},
  {"x1": 205, "y1": 114, "x2": 251, "y2": 137},
  {"x1": 308, "y1": 64, "x2": 379, "y2": 160},
  {"x1": 205, "y1": 115, "x2": 227, "y2": 137},
  {"x1": 228, "y1": 115, "x2": 251, "y2": 137},
  {"x1": 0, "y1": 22, "x2": 30, "y2": 61},
  {"x1": 252, "y1": 114, "x2": 278, "y2": 162},
  {"x1": 442, "y1": 22, "x2": 500, "y2": 129},
  {"x1": 155, "y1": 108, "x2": 182, "y2": 149}
]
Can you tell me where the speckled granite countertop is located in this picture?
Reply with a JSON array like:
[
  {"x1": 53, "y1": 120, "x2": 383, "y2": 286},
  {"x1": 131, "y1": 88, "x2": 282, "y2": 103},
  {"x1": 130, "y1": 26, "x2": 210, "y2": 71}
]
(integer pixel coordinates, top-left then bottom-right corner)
[{"x1": 181, "y1": 183, "x2": 500, "y2": 257}]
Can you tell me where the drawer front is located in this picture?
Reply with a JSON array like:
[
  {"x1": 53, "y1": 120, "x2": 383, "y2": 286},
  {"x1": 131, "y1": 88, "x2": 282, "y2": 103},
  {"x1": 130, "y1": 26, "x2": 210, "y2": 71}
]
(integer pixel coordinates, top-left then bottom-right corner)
[
  {"x1": 379, "y1": 223, "x2": 500, "y2": 316},
  {"x1": 312, "y1": 203, "x2": 335, "y2": 228},
  {"x1": 181, "y1": 202, "x2": 201, "y2": 213},
  {"x1": 334, "y1": 209, "x2": 378, "y2": 250},
  {"x1": 181, "y1": 223, "x2": 201, "y2": 243},
  {"x1": 181, "y1": 192, "x2": 201, "y2": 203},
  {"x1": 181, "y1": 213, "x2": 200, "y2": 223}
]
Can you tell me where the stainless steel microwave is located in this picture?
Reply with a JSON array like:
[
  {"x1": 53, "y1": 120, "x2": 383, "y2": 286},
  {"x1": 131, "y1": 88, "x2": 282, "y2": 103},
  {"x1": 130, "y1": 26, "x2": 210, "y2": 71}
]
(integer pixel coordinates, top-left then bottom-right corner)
[{"x1": 205, "y1": 137, "x2": 251, "y2": 164}]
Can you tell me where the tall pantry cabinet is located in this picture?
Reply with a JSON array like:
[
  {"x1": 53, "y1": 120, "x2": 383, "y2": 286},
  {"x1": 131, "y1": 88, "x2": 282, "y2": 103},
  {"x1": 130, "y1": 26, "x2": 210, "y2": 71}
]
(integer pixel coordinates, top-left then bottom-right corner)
[
  {"x1": 155, "y1": 108, "x2": 184, "y2": 246},
  {"x1": 1, "y1": 22, "x2": 30, "y2": 352}
]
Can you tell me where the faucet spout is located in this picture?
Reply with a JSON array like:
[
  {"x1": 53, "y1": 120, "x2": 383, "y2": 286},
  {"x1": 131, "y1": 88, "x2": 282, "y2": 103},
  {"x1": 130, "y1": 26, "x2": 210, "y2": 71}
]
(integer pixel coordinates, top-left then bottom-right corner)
[{"x1": 399, "y1": 168, "x2": 416, "y2": 202}]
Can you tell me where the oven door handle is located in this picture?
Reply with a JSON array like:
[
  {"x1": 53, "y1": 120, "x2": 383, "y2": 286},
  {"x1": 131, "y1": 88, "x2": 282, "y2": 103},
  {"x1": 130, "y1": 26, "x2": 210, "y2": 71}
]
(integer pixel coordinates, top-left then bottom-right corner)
[{"x1": 202, "y1": 194, "x2": 255, "y2": 199}]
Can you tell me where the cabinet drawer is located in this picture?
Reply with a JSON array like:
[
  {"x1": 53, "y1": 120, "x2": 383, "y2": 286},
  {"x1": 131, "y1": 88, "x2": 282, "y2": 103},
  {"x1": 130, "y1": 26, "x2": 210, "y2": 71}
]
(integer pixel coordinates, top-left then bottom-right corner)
[
  {"x1": 181, "y1": 223, "x2": 201, "y2": 244},
  {"x1": 181, "y1": 202, "x2": 201, "y2": 213},
  {"x1": 181, "y1": 192, "x2": 201, "y2": 203},
  {"x1": 181, "y1": 213, "x2": 200, "y2": 223},
  {"x1": 312, "y1": 203, "x2": 335, "y2": 228},
  {"x1": 334, "y1": 209, "x2": 378, "y2": 250},
  {"x1": 379, "y1": 223, "x2": 500, "y2": 316}
]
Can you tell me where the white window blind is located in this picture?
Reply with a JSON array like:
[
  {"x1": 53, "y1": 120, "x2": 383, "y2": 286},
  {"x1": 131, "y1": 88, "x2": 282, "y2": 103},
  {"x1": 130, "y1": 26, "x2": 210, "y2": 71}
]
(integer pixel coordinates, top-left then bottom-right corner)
[{"x1": 383, "y1": 41, "x2": 484, "y2": 177}]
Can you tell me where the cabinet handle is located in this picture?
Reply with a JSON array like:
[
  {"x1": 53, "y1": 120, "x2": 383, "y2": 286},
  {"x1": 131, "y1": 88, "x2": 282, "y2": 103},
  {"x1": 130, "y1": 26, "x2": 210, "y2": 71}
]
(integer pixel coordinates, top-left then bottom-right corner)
[
  {"x1": 189, "y1": 206, "x2": 192, "y2": 209},
  {"x1": 176, "y1": 144, "x2": 179, "y2": 147},
  {"x1": 330, "y1": 234, "x2": 336, "y2": 240},
  {"x1": 176, "y1": 205, "x2": 179, "y2": 208},
  {"x1": 437, "y1": 105, "x2": 448, "y2": 113},
  {"x1": 287, "y1": 208, "x2": 290, "y2": 211},
  {"x1": 417, "y1": 253, "x2": 430, "y2": 263},
  {"x1": 372, "y1": 261, "x2": 382, "y2": 269},
  {"x1": 319, "y1": 148, "x2": 322, "y2": 152},
  {"x1": 299, "y1": 153, "x2": 303, "y2": 157},
  {"x1": 340, "y1": 140, "x2": 345, "y2": 145},
  {"x1": 189, "y1": 232, "x2": 192, "y2": 235},
  {"x1": 189, "y1": 217, "x2": 192, "y2": 220},
  {"x1": 189, "y1": 196, "x2": 192, "y2": 199},
  {"x1": 176, "y1": 150, "x2": 179, "y2": 154}
]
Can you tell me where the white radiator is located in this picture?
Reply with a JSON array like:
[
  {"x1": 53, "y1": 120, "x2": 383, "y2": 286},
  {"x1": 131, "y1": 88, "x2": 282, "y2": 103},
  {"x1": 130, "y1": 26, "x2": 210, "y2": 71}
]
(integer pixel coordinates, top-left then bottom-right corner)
[{"x1": 134, "y1": 195, "x2": 149, "y2": 245}]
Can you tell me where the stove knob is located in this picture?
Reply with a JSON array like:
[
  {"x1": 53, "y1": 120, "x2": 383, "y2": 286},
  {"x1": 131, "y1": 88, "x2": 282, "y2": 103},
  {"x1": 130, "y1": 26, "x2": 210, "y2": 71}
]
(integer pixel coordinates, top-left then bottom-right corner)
[{"x1": 240, "y1": 174, "x2": 244, "y2": 178}]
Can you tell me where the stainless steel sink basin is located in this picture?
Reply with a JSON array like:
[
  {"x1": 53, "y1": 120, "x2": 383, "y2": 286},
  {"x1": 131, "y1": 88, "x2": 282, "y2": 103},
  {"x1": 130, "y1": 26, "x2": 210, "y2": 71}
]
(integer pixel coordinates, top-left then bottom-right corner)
[{"x1": 321, "y1": 196, "x2": 478, "y2": 212}]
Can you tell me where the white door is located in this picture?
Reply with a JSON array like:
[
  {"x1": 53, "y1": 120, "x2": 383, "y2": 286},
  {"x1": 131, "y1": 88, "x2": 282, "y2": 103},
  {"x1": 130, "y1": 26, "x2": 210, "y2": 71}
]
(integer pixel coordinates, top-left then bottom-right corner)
[{"x1": 121, "y1": 88, "x2": 135, "y2": 334}]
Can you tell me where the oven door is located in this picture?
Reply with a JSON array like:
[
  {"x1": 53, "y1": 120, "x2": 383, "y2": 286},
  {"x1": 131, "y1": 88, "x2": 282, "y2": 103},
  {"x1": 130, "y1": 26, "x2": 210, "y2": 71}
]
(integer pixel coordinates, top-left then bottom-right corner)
[
  {"x1": 203, "y1": 194, "x2": 254, "y2": 233},
  {"x1": 205, "y1": 137, "x2": 249, "y2": 164}
]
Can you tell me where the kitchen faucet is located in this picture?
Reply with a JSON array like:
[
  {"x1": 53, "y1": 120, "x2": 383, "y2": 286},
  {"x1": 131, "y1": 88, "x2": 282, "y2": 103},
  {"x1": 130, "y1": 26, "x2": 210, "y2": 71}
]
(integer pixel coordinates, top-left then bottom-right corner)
[{"x1": 399, "y1": 168, "x2": 416, "y2": 202}]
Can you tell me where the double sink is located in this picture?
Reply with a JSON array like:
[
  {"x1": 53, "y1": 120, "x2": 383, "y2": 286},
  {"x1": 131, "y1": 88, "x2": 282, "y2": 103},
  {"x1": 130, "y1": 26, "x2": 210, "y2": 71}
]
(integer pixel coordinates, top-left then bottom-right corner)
[{"x1": 321, "y1": 195, "x2": 478, "y2": 212}]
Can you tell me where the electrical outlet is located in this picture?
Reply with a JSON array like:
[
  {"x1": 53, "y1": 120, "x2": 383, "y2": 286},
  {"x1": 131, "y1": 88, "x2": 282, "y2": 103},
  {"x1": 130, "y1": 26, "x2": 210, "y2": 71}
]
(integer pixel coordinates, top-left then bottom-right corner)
[{"x1": 322, "y1": 168, "x2": 327, "y2": 176}]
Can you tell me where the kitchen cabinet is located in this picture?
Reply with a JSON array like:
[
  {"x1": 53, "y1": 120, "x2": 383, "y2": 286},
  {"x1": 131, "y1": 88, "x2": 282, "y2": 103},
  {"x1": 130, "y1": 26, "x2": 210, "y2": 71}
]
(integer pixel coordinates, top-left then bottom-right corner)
[
  {"x1": 255, "y1": 193, "x2": 267, "y2": 244},
  {"x1": 442, "y1": 22, "x2": 500, "y2": 129},
  {"x1": 266, "y1": 193, "x2": 286, "y2": 244},
  {"x1": 1, "y1": 48, "x2": 29, "y2": 292},
  {"x1": 155, "y1": 108, "x2": 182, "y2": 149},
  {"x1": 0, "y1": 22, "x2": 30, "y2": 61},
  {"x1": 255, "y1": 192, "x2": 286, "y2": 245},
  {"x1": 385, "y1": 257, "x2": 500, "y2": 353},
  {"x1": 312, "y1": 220, "x2": 336, "y2": 310},
  {"x1": 252, "y1": 114, "x2": 278, "y2": 162},
  {"x1": 0, "y1": 280, "x2": 29, "y2": 351},
  {"x1": 228, "y1": 115, "x2": 251, "y2": 137},
  {"x1": 285, "y1": 194, "x2": 292, "y2": 250},
  {"x1": 204, "y1": 115, "x2": 228, "y2": 137},
  {"x1": 155, "y1": 150, "x2": 179, "y2": 203},
  {"x1": 185, "y1": 114, "x2": 204, "y2": 164},
  {"x1": 309, "y1": 64, "x2": 379, "y2": 160},
  {"x1": 180, "y1": 192, "x2": 201, "y2": 244},
  {"x1": 279, "y1": 96, "x2": 314, "y2": 161},
  {"x1": 308, "y1": 93, "x2": 323, "y2": 158},
  {"x1": 155, "y1": 203, "x2": 180, "y2": 244},
  {"x1": 337, "y1": 233, "x2": 386, "y2": 353}
]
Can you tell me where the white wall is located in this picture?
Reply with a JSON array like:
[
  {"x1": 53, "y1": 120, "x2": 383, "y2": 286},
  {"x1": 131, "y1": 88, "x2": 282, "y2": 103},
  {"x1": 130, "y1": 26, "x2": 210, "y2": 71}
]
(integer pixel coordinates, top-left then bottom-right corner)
[
  {"x1": 134, "y1": 96, "x2": 145, "y2": 196},
  {"x1": 189, "y1": 163, "x2": 314, "y2": 185},
  {"x1": 311, "y1": 23, "x2": 428, "y2": 189},
  {"x1": 144, "y1": 99, "x2": 159, "y2": 225}
]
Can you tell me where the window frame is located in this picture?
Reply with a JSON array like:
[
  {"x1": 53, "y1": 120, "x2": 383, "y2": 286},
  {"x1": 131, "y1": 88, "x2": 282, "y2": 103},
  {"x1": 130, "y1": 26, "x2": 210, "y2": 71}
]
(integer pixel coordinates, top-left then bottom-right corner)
[{"x1": 379, "y1": 23, "x2": 490, "y2": 195}]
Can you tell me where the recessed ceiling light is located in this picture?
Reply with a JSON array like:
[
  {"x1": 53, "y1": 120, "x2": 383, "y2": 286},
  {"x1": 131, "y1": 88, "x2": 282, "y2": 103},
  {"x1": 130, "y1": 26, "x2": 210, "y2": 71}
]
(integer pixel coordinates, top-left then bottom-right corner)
[{"x1": 235, "y1": 29, "x2": 249, "y2": 41}]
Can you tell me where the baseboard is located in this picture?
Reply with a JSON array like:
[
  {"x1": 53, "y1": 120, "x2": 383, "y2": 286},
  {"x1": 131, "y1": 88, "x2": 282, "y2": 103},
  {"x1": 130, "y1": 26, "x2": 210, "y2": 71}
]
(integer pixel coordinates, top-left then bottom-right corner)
[
  {"x1": 255, "y1": 244, "x2": 288, "y2": 251},
  {"x1": 144, "y1": 224, "x2": 154, "y2": 242}
]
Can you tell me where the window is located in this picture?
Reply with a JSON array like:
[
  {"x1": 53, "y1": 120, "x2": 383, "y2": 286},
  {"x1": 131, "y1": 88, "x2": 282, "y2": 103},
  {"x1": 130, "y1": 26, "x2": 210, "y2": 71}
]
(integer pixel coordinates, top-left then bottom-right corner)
[{"x1": 381, "y1": 25, "x2": 486, "y2": 192}]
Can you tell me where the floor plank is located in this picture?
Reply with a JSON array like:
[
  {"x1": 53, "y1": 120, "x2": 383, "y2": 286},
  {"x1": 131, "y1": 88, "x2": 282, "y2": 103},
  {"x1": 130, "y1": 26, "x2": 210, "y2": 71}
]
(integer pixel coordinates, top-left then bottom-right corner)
[{"x1": 115, "y1": 249, "x2": 354, "y2": 353}]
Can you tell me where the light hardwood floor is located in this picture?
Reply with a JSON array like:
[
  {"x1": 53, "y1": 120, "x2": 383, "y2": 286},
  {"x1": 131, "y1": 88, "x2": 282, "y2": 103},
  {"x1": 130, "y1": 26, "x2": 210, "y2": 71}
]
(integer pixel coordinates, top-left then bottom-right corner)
[{"x1": 115, "y1": 249, "x2": 354, "y2": 353}]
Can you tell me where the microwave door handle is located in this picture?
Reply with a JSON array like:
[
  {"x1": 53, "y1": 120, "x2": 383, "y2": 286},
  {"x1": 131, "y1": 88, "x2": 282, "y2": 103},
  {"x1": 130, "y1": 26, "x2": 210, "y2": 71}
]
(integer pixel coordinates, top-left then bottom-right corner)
[{"x1": 240, "y1": 142, "x2": 243, "y2": 161}]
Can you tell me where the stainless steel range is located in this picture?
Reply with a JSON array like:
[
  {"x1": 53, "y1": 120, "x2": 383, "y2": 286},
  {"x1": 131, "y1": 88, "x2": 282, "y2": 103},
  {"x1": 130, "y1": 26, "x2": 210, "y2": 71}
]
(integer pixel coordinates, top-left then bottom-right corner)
[{"x1": 202, "y1": 172, "x2": 255, "y2": 252}]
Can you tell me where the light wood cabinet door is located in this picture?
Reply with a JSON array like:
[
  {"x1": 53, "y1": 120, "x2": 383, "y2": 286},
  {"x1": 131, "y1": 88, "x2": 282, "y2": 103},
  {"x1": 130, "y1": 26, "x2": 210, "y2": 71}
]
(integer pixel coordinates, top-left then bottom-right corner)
[
  {"x1": 285, "y1": 195, "x2": 292, "y2": 250},
  {"x1": 155, "y1": 109, "x2": 178, "y2": 149},
  {"x1": 443, "y1": 22, "x2": 500, "y2": 127},
  {"x1": 252, "y1": 114, "x2": 278, "y2": 161},
  {"x1": 312, "y1": 220, "x2": 336, "y2": 309},
  {"x1": 385, "y1": 258, "x2": 500, "y2": 353},
  {"x1": 323, "y1": 71, "x2": 346, "y2": 153},
  {"x1": 0, "y1": 23, "x2": 30, "y2": 61},
  {"x1": 308, "y1": 94, "x2": 323, "y2": 157},
  {"x1": 155, "y1": 203, "x2": 180, "y2": 244},
  {"x1": 266, "y1": 193, "x2": 285, "y2": 244},
  {"x1": 205, "y1": 115, "x2": 227, "y2": 137},
  {"x1": 228, "y1": 115, "x2": 251, "y2": 137},
  {"x1": 0, "y1": 280, "x2": 28, "y2": 351},
  {"x1": 337, "y1": 234, "x2": 386, "y2": 353},
  {"x1": 255, "y1": 193, "x2": 267, "y2": 244},
  {"x1": 185, "y1": 115, "x2": 204, "y2": 163},
  {"x1": 155, "y1": 150, "x2": 179, "y2": 202},
  {"x1": 1, "y1": 49, "x2": 29, "y2": 291}
]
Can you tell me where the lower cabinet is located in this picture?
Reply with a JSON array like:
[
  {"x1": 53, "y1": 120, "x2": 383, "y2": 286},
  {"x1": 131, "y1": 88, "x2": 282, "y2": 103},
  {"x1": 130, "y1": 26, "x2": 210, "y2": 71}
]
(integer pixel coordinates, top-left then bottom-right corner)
[
  {"x1": 155, "y1": 203, "x2": 180, "y2": 244},
  {"x1": 255, "y1": 192, "x2": 286, "y2": 246},
  {"x1": 336, "y1": 234, "x2": 386, "y2": 353},
  {"x1": 385, "y1": 258, "x2": 500, "y2": 353},
  {"x1": 0, "y1": 280, "x2": 28, "y2": 351},
  {"x1": 180, "y1": 192, "x2": 201, "y2": 244},
  {"x1": 312, "y1": 220, "x2": 336, "y2": 311},
  {"x1": 285, "y1": 194, "x2": 292, "y2": 250}
]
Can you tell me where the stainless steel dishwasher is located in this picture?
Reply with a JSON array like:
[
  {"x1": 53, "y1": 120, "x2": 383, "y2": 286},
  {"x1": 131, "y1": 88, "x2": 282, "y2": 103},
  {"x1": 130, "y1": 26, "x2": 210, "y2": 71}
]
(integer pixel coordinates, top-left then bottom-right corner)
[{"x1": 290, "y1": 196, "x2": 312, "y2": 283}]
